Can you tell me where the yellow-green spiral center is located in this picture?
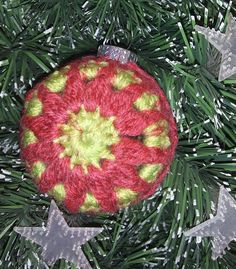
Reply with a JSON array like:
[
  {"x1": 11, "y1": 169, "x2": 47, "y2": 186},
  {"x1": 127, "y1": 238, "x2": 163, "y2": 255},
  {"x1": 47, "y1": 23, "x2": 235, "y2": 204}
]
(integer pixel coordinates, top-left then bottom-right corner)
[{"x1": 54, "y1": 106, "x2": 120, "y2": 173}]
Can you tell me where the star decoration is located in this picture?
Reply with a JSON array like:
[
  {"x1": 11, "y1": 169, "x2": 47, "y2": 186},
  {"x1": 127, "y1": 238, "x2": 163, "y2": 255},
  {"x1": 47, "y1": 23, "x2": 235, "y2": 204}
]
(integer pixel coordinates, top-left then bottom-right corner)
[
  {"x1": 195, "y1": 14, "x2": 236, "y2": 81},
  {"x1": 184, "y1": 186, "x2": 236, "y2": 260},
  {"x1": 14, "y1": 200, "x2": 104, "y2": 268}
]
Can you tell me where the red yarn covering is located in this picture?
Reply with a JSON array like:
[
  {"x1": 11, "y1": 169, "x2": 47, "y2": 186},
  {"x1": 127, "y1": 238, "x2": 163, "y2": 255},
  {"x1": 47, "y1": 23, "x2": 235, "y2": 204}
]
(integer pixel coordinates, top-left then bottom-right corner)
[{"x1": 20, "y1": 56, "x2": 178, "y2": 213}]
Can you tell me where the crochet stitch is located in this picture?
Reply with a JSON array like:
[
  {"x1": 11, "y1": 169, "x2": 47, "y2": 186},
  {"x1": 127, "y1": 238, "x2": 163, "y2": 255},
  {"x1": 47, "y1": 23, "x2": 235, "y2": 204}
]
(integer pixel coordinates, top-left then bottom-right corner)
[{"x1": 20, "y1": 56, "x2": 178, "y2": 213}]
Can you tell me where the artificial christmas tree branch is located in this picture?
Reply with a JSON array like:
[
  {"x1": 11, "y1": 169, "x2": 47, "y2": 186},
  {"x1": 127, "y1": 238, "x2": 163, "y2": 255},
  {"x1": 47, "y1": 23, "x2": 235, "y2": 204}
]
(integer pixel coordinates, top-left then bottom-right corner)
[{"x1": 1, "y1": 1, "x2": 236, "y2": 268}]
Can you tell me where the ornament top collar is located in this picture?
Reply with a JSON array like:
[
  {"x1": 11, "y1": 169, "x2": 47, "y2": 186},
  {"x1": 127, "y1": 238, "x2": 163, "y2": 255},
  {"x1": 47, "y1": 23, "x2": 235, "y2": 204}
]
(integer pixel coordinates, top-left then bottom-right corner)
[{"x1": 98, "y1": 45, "x2": 138, "y2": 64}]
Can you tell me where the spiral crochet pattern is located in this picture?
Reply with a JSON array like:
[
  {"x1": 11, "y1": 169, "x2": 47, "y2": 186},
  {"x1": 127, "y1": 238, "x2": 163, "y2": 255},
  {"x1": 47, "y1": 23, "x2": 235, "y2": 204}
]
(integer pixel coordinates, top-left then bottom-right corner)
[{"x1": 20, "y1": 56, "x2": 178, "y2": 213}]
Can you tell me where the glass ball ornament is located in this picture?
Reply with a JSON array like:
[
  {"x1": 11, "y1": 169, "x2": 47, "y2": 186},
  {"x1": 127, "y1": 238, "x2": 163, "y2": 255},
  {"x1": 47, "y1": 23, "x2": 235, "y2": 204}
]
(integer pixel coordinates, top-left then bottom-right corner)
[{"x1": 20, "y1": 46, "x2": 178, "y2": 213}]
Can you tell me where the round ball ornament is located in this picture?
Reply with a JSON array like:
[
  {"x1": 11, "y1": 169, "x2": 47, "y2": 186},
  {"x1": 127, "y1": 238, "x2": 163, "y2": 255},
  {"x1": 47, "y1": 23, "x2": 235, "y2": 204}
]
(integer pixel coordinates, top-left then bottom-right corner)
[{"x1": 20, "y1": 46, "x2": 178, "y2": 213}]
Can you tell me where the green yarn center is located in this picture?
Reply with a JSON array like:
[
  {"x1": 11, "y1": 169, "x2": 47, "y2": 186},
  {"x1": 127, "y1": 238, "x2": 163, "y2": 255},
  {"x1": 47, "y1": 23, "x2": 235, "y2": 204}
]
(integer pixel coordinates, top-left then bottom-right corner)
[{"x1": 55, "y1": 105, "x2": 120, "y2": 173}]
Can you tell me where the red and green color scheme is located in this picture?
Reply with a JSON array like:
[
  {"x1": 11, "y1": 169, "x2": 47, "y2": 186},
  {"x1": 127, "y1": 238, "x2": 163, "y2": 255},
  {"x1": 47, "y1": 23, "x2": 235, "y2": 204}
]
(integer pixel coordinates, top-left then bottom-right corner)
[{"x1": 20, "y1": 56, "x2": 178, "y2": 213}]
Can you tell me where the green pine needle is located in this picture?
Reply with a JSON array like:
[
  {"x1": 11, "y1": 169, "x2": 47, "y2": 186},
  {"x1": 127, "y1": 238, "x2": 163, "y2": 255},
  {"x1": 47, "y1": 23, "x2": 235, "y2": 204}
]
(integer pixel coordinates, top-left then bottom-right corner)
[{"x1": 0, "y1": 0, "x2": 236, "y2": 268}]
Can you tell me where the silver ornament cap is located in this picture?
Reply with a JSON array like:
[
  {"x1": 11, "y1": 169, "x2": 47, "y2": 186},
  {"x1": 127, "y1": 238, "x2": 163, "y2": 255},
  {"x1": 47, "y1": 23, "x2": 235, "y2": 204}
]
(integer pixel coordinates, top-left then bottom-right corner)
[{"x1": 98, "y1": 45, "x2": 138, "y2": 64}]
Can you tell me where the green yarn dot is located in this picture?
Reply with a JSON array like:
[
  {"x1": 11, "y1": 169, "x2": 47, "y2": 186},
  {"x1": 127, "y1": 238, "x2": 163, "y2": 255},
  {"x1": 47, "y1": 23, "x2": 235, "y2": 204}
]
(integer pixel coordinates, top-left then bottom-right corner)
[
  {"x1": 79, "y1": 60, "x2": 108, "y2": 80},
  {"x1": 45, "y1": 70, "x2": 67, "y2": 92},
  {"x1": 112, "y1": 69, "x2": 141, "y2": 90},
  {"x1": 80, "y1": 193, "x2": 100, "y2": 212},
  {"x1": 22, "y1": 129, "x2": 37, "y2": 147},
  {"x1": 116, "y1": 188, "x2": 138, "y2": 207},
  {"x1": 144, "y1": 135, "x2": 171, "y2": 149},
  {"x1": 138, "y1": 164, "x2": 163, "y2": 183},
  {"x1": 26, "y1": 97, "x2": 43, "y2": 116},
  {"x1": 143, "y1": 120, "x2": 171, "y2": 149},
  {"x1": 31, "y1": 161, "x2": 46, "y2": 181},
  {"x1": 134, "y1": 92, "x2": 159, "y2": 111},
  {"x1": 48, "y1": 183, "x2": 66, "y2": 202}
]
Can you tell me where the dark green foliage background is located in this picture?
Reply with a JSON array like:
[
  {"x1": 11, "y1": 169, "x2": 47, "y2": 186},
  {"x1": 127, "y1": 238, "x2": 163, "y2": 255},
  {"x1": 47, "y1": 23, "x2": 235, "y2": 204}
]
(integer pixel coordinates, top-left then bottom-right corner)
[{"x1": 0, "y1": 0, "x2": 236, "y2": 268}]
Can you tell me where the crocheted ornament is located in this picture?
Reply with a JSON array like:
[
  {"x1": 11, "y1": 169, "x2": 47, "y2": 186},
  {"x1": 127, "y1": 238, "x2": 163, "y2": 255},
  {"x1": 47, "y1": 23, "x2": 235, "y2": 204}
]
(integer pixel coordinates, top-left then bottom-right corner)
[{"x1": 20, "y1": 50, "x2": 178, "y2": 213}]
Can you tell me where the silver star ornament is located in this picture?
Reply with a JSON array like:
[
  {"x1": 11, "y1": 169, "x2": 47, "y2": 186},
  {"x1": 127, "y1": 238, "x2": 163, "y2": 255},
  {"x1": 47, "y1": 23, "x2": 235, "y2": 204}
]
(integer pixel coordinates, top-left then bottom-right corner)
[
  {"x1": 195, "y1": 14, "x2": 236, "y2": 81},
  {"x1": 14, "y1": 200, "x2": 104, "y2": 268},
  {"x1": 184, "y1": 186, "x2": 236, "y2": 260}
]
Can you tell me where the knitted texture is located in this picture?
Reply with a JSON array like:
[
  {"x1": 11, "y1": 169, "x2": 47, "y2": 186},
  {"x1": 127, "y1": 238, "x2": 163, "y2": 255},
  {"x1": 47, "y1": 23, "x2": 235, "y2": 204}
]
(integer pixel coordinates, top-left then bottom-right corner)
[{"x1": 20, "y1": 56, "x2": 178, "y2": 213}]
